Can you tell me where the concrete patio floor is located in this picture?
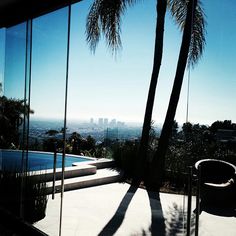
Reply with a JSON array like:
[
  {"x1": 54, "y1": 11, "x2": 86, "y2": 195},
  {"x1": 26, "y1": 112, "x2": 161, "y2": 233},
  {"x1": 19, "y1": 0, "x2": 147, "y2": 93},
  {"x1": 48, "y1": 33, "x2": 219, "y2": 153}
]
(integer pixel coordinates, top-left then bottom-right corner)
[{"x1": 35, "y1": 182, "x2": 236, "y2": 236}]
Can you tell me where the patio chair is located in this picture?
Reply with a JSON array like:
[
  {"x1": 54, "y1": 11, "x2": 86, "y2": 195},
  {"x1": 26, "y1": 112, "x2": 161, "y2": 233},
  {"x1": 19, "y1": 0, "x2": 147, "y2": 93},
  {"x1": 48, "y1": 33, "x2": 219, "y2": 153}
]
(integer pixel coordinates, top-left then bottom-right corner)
[{"x1": 195, "y1": 159, "x2": 236, "y2": 208}]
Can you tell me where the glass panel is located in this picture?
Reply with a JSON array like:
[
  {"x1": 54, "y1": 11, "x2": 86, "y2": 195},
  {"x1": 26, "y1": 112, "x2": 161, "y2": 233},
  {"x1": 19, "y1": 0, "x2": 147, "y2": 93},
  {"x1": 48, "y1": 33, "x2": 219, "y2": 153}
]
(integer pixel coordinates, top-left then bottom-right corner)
[
  {"x1": 2, "y1": 23, "x2": 27, "y2": 150},
  {"x1": 67, "y1": 0, "x2": 150, "y2": 162},
  {"x1": 0, "y1": 22, "x2": 29, "y2": 220},
  {"x1": 4, "y1": 24, "x2": 26, "y2": 100},
  {"x1": 0, "y1": 28, "x2": 5, "y2": 171},
  {"x1": 30, "y1": 7, "x2": 69, "y2": 235},
  {"x1": 0, "y1": 28, "x2": 5, "y2": 97},
  {"x1": 1, "y1": 23, "x2": 27, "y2": 167}
]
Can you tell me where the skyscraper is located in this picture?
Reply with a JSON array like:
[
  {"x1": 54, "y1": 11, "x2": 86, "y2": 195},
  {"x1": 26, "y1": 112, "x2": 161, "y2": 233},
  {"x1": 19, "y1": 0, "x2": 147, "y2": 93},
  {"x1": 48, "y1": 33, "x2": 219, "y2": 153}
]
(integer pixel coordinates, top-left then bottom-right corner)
[
  {"x1": 98, "y1": 118, "x2": 103, "y2": 127},
  {"x1": 104, "y1": 118, "x2": 108, "y2": 127}
]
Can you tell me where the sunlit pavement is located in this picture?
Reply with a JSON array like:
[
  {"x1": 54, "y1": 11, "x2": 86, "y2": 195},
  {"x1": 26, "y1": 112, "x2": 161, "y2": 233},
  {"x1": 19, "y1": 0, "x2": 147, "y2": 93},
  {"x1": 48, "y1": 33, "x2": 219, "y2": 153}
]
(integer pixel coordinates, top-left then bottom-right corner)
[{"x1": 35, "y1": 182, "x2": 236, "y2": 236}]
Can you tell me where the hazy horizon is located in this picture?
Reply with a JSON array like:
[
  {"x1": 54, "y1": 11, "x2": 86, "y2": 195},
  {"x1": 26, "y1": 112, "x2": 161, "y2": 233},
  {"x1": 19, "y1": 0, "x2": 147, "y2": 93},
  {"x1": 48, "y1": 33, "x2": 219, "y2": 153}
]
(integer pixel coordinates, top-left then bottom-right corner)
[{"x1": 30, "y1": 115, "x2": 235, "y2": 128}]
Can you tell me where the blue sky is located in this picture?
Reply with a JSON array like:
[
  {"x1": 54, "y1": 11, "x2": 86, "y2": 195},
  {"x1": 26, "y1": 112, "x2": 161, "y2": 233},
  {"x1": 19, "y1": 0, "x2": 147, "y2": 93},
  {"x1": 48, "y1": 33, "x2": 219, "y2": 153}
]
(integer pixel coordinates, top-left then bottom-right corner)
[{"x1": 1, "y1": 0, "x2": 236, "y2": 126}]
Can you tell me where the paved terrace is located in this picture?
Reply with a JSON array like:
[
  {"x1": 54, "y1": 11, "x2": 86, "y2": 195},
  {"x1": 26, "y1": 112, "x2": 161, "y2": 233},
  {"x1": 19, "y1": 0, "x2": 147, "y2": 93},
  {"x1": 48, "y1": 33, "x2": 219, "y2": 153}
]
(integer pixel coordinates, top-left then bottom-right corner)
[{"x1": 35, "y1": 182, "x2": 236, "y2": 236}]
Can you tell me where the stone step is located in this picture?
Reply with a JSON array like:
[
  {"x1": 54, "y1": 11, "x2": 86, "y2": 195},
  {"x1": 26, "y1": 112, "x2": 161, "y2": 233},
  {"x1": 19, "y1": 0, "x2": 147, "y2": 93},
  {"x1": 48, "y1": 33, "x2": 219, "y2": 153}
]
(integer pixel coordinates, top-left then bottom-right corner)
[
  {"x1": 31, "y1": 158, "x2": 115, "y2": 183},
  {"x1": 31, "y1": 164, "x2": 97, "y2": 182},
  {"x1": 46, "y1": 168, "x2": 123, "y2": 194},
  {"x1": 72, "y1": 159, "x2": 115, "y2": 169}
]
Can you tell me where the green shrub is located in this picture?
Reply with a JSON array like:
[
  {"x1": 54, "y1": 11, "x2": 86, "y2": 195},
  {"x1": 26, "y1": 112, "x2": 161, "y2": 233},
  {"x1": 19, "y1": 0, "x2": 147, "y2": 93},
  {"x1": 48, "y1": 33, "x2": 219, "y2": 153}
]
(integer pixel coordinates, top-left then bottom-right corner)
[{"x1": 112, "y1": 140, "x2": 139, "y2": 179}]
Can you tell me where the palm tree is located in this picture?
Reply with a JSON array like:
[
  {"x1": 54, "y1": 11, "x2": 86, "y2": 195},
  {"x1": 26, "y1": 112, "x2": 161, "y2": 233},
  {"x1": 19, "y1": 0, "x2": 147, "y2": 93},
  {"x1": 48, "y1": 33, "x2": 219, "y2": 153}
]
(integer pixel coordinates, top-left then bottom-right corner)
[
  {"x1": 134, "y1": 0, "x2": 167, "y2": 183},
  {"x1": 86, "y1": 0, "x2": 167, "y2": 181},
  {"x1": 86, "y1": 0, "x2": 205, "y2": 185},
  {"x1": 146, "y1": 0, "x2": 206, "y2": 189}
]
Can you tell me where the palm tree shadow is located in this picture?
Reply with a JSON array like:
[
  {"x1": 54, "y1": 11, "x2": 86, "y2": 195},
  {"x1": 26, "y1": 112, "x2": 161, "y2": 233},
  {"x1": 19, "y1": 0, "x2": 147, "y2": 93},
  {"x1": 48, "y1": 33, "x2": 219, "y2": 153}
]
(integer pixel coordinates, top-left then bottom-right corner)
[
  {"x1": 98, "y1": 185, "x2": 167, "y2": 236},
  {"x1": 146, "y1": 190, "x2": 166, "y2": 236},
  {"x1": 98, "y1": 185, "x2": 138, "y2": 236},
  {"x1": 166, "y1": 203, "x2": 195, "y2": 236}
]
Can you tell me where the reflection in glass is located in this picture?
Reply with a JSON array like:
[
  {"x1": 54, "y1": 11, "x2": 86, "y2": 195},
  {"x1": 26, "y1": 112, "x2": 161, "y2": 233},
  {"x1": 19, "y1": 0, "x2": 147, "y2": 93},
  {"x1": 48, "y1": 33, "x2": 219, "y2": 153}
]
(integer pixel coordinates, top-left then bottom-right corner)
[
  {"x1": 0, "y1": 28, "x2": 5, "y2": 96},
  {"x1": 1, "y1": 22, "x2": 28, "y2": 151},
  {"x1": 4, "y1": 23, "x2": 27, "y2": 99},
  {"x1": 30, "y1": 7, "x2": 69, "y2": 235},
  {"x1": 0, "y1": 22, "x2": 30, "y2": 221},
  {"x1": 1, "y1": 6, "x2": 70, "y2": 232}
]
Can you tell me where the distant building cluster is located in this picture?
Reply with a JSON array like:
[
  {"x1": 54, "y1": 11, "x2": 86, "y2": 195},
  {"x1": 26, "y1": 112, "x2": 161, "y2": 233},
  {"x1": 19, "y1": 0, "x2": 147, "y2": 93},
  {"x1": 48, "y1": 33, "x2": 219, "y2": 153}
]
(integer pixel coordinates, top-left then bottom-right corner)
[{"x1": 90, "y1": 117, "x2": 125, "y2": 128}]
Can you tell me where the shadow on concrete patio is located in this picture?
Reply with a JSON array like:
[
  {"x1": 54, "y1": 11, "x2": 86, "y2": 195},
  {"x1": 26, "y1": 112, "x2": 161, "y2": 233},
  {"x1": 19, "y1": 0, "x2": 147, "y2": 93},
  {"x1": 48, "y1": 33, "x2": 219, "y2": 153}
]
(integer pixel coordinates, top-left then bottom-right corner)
[
  {"x1": 165, "y1": 203, "x2": 195, "y2": 236},
  {"x1": 98, "y1": 185, "x2": 166, "y2": 236}
]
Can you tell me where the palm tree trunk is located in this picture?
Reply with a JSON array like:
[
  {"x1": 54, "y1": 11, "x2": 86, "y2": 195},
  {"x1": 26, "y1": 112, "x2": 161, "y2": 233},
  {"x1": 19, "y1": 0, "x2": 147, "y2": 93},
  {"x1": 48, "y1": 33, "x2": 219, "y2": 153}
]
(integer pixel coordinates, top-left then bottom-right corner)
[
  {"x1": 133, "y1": 0, "x2": 167, "y2": 182},
  {"x1": 146, "y1": 0, "x2": 198, "y2": 189}
]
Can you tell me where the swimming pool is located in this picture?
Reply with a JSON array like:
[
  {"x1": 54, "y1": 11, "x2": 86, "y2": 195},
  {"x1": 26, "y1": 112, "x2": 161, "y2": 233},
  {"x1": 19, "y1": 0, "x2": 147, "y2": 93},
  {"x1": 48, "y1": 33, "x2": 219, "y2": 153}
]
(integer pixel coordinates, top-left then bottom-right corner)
[{"x1": 0, "y1": 150, "x2": 91, "y2": 171}]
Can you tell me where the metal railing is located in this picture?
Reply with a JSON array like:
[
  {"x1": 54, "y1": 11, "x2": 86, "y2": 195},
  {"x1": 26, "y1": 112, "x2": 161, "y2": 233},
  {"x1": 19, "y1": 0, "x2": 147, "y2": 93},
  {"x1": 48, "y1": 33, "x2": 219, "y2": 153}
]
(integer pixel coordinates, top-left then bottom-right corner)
[
  {"x1": 186, "y1": 165, "x2": 201, "y2": 236},
  {"x1": 52, "y1": 142, "x2": 57, "y2": 200}
]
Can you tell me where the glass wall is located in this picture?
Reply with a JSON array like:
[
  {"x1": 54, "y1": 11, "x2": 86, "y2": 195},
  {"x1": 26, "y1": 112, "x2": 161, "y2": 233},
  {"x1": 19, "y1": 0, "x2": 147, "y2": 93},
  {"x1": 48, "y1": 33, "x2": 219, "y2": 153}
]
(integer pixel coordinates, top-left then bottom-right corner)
[
  {"x1": 2, "y1": 23, "x2": 27, "y2": 150},
  {"x1": 30, "y1": 8, "x2": 69, "y2": 153},
  {"x1": 1, "y1": 0, "x2": 236, "y2": 235},
  {"x1": 0, "y1": 28, "x2": 5, "y2": 97},
  {"x1": 0, "y1": 21, "x2": 31, "y2": 222},
  {"x1": 30, "y1": 7, "x2": 69, "y2": 235},
  {"x1": 0, "y1": 7, "x2": 70, "y2": 235},
  {"x1": 0, "y1": 28, "x2": 5, "y2": 170}
]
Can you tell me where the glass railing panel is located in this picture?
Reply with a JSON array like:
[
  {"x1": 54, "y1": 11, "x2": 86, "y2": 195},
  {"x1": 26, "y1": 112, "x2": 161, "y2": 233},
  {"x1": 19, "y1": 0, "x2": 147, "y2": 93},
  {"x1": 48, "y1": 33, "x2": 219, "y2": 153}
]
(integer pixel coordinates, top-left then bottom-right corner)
[
  {"x1": 2, "y1": 23, "x2": 27, "y2": 151},
  {"x1": 66, "y1": 0, "x2": 150, "y2": 164},
  {"x1": 0, "y1": 28, "x2": 5, "y2": 97},
  {"x1": 30, "y1": 6, "x2": 69, "y2": 235},
  {"x1": 0, "y1": 22, "x2": 30, "y2": 221},
  {"x1": 0, "y1": 27, "x2": 5, "y2": 193}
]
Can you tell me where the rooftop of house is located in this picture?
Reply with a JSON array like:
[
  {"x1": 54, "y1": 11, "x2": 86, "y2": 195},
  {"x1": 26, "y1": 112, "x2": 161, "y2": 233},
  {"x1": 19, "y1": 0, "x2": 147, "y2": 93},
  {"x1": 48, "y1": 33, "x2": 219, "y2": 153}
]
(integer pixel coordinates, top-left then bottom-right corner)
[{"x1": 216, "y1": 129, "x2": 236, "y2": 141}]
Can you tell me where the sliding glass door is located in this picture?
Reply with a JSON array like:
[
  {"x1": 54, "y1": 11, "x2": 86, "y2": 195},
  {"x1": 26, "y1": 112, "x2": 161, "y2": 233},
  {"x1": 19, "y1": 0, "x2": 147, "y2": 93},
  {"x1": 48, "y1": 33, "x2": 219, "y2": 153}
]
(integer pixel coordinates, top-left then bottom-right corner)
[
  {"x1": 30, "y1": 7, "x2": 70, "y2": 235},
  {"x1": 0, "y1": 6, "x2": 71, "y2": 235}
]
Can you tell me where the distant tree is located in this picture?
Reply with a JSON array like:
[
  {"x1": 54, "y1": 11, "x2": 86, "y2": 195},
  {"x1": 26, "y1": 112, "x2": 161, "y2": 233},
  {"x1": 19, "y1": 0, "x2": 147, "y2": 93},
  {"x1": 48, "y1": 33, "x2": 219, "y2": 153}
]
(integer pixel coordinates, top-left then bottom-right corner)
[
  {"x1": 0, "y1": 96, "x2": 34, "y2": 148},
  {"x1": 171, "y1": 120, "x2": 179, "y2": 139},
  {"x1": 45, "y1": 129, "x2": 59, "y2": 136},
  {"x1": 210, "y1": 120, "x2": 235, "y2": 133},
  {"x1": 165, "y1": 122, "x2": 215, "y2": 179},
  {"x1": 43, "y1": 138, "x2": 63, "y2": 152},
  {"x1": 60, "y1": 127, "x2": 67, "y2": 134},
  {"x1": 31, "y1": 138, "x2": 41, "y2": 151},
  {"x1": 222, "y1": 120, "x2": 233, "y2": 129},
  {"x1": 0, "y1": 82, "x2": 2, "y2": 95},
  {"x1": 94, "y1": 146, "x2": 107, "y2": 159},
  {"x1": 85, "y1": 135, "x2": 96, "y2": 151},
  {"x1": 69, "y1": 132, "x2": 81, "y2": 142},
  {"x1": 112, "y1": 139, "x2": 139, "y2": 178},
  {"x1": 68, "y1": 132, "x2": 96, "y2": 155},
  {"x1": 43, "y1": 128, "x2": 65, "y2": 152},
  {"x1": 148, "y1": 121, "x2": 159, "y2": 153},
  {"x1": 182, "y1": 122, "x2": 193, "y2": 141},
  {"x1": 68, "y1": 132, "x2": 82, "y2": 154}
]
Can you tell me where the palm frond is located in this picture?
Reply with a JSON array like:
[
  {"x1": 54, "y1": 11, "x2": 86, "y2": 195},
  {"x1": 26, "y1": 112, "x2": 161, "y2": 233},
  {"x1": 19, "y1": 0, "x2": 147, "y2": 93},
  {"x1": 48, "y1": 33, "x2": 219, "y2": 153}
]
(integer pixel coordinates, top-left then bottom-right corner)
[
  {"x1": 188, "y1": 1, "x2": 206, "y2": 68},
  {"x1": 168, "y1": 0, "x2": 206, "y2": 68},
  {"x1": 86, "y1": 0, "x2": 138, "y2": 54}
]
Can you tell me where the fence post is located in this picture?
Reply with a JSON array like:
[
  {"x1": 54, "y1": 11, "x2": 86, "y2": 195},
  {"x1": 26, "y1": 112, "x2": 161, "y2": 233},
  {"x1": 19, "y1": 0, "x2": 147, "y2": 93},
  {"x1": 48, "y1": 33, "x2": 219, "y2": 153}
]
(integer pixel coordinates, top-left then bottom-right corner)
[
  {"x1": 186, "y1": 166, "x2": 193, "y2": 236},
  {"x1": 195, "y1": 164, "x2": 201, "y2": 236},
  {"x1": 52, "y1": 142, "x2": 57, "y2": 199}
]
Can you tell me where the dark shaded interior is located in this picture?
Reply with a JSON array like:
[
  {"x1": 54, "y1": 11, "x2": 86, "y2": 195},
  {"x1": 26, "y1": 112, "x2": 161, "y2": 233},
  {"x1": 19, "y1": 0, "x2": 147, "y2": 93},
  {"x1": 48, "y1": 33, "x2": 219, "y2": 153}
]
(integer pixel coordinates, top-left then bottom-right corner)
[{"x1": 0, "y1": 0, "x2": 82, "y2": 28}]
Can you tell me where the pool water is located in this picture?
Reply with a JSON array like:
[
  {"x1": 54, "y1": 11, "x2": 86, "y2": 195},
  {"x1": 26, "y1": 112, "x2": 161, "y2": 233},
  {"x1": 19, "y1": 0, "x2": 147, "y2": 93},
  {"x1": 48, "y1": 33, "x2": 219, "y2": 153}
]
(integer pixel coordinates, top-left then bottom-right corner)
[{"x1": 0, "y1": 150, "x2": 90, "y2": 171}]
